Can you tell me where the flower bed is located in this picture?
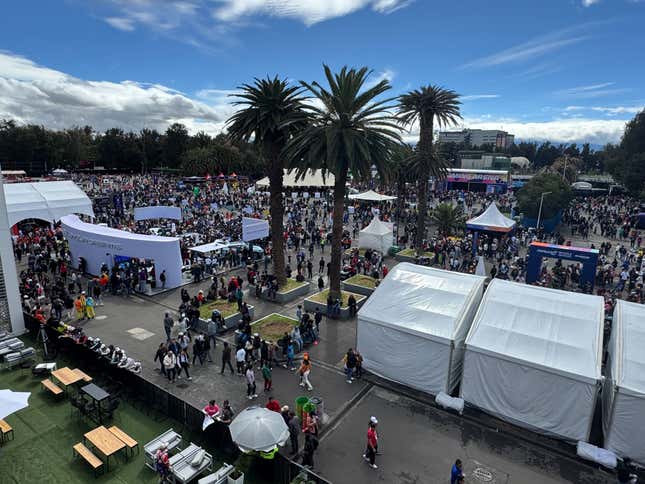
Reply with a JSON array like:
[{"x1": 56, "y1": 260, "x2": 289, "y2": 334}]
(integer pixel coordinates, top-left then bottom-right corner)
[
  {"x1": 341, "y1": 274, "x2": 378, "y2": 296},
  {"x1": 395, "y1": 248, "x2": 435, "y2": 263},
  {"x1": 196, "y1": 300, "x2": 254, "y2": 332},
  {"x1": 251, "y1": 279, "x2": 311, "y2": 304},
  {"x1": 251, "y1": 313, "x2": 299, "y2": 342},
  {"x1": 303, "y1": 289, "x2": 367, "y2": 319}
]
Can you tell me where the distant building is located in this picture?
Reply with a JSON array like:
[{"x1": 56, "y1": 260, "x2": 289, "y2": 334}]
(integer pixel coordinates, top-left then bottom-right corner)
[
  {"x1": 457, "y1": 151, "x2": 512, "y2": 170},
  {"x1": 438, "y1": 129, "x2": 515, "y2": 149}
]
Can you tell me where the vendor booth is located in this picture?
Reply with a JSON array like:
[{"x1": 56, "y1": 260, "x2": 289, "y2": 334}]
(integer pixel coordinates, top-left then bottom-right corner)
[
  {"x1": 60, "y1": 215, "x2": 183, "y2": 289},
  {"x1": 357, "y1": 263, "x2": 486, "y2": 395},
  {"x1": 348, "y1": 190, "x2": 397, "y2": 202},
  {"x1": 466, "y1": 202, "x2": 515, "y2": 255},
  {"x1": 603, "y1": 300, "x2": 645, "y2": 464},
  {"x1": 255, "y1": 169, "x2": 334, "y2": 188},
  {"x1": 462, "y1": 279, "x2": 604, "y2": 442},
  {"x1": 358, "y1": 216, "x2": 394, "y2": 254}
]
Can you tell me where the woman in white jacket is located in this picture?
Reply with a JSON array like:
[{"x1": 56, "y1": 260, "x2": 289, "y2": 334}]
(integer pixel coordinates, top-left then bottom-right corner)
[{"x1": 163, "y1": 351, "x2": 177, "y2": 383}]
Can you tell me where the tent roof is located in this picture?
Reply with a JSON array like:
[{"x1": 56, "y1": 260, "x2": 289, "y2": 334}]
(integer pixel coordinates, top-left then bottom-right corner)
[
  {"x1": 465, "y1": 279, "x2": 604, "y2": 383},
  {"x1": 255, "y1": 169, "x2": 334, "y2": 188},
  {"x1": 359, "y1": 263, "x2": 486, "y2": 343},
  {"x1": 613, "y1": 300, "x2": 645, "y2": 396},
  {"x1": 3, "y1": 181, "x2": 94, "y2": 226},
  {"x1": 466, "y1": 202, "x2": 515, "y2": 232},
  {"x1": 189, "y1": 241, "x2": 228, "y2": 254},
  {"x1": 349, "y1": 190, "x2": 397, "y2": 201},
  {"x1": 359, "y1": 216, "x2": 392, "y2": 236},
  {"x1": 60, "y1": 215, "x2": 179, "y2": 243}
]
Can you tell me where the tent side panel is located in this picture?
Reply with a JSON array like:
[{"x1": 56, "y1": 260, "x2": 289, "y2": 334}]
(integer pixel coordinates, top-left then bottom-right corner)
[
  {"x1": 461, "y1": 350, "x2": 596, "y2": 442},
  {"x1": 358, "y1": 318, "x2": 450, "y2": 395},
  {"x1": 606, "y1": 392, "x2": 645, "y2": 465}
]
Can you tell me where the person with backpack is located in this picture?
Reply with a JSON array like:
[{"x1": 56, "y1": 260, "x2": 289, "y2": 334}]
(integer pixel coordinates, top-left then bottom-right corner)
[{"x1": 344, "y1": 348, "x2": 357, "y2": 383}]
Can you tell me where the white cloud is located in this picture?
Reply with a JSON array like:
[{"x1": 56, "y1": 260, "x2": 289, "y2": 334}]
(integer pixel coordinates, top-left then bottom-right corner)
[
  {"x1": 555, "y1": 82, "x2": 631, "y2": 99},
  {"x1": 461, "y1": 94, "x2": 500, "y2": 101},
  {"x1": 104, "y1": 17, "x2": 135, "y2": 31},
  {"x1": 0, "y1": 51, "x2": 231, "y2": 135},
  {"x1": 582, "y1": 0, "x2": 600, "y2": 6},
  {"x1": 564, "y1": 104, "x2": 644, "y2": 115},
  {"x1": 365, "y1": 68, "x2": 396, "y2": 88}
]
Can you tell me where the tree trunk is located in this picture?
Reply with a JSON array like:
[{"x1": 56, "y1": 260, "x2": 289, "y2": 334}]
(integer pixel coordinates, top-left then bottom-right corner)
[
  {"x1": 415, "y1": 117, "x2": 434, "y2": 255},
  {"x1": 268, "y1": 149, "x2": 287, "y2": 287},
  {"x1": 328, "y1": 165, "x2": 348, "y2": 300}
]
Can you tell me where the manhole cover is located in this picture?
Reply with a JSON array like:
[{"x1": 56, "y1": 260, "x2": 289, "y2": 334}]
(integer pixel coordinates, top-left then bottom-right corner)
[{"x1": 473, "y1": 467, "x2": 493, "y2": 482}]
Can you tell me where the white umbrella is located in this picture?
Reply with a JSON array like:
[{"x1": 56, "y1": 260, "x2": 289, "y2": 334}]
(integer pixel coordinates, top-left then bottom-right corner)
[
  {"x1": 229, "y1": 406, "x2": 289, "y2": 452},
  {"x1": 0, "y1": 389, "x2": 31, "y2": 419}
]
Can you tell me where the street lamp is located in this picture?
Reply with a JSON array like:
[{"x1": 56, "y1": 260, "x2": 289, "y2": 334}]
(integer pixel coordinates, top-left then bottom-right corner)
[{"x1": 536, "y1": 191, "x2": 552, "y2": 233}]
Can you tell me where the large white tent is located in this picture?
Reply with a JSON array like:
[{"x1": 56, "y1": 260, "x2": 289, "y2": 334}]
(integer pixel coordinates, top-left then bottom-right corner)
[
  {"x1": 603, "y1": 300, "x2": 645, "y2": 464},
  {"x1": 358, "y1": 216, "x2": 393, "y2": 254},
  {"x1": 462, "y1": 279, "x2": 604, "y2": 441},
  {"x1": 255, "y1": 169, "x2": 334, "y2": 188},
  {"x1": 357, "y1": 263, "x2": 486, "y2": 395},
  {"x1": 348, "y1": 190, "x2": 397, "y2": 201},
  {"x1": 3, "y1": 181, "x2": 94, "y2": 226},
  {"x1": 466, "y1": 202, "x2": 515, "y2": 233}
]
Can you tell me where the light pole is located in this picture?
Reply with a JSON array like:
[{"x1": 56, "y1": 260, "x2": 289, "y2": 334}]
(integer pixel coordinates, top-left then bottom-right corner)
[
  {"x1": 561, "y1": 157, "x2": 568, "y2": 181},
  {"x1": 536, "y1": 191, "x2": 552, "y2": 233}
]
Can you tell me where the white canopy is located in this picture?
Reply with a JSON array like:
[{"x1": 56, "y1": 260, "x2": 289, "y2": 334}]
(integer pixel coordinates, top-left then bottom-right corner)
[
  {"x1": 349, "y1": 190, "x2": 397, "y2": 201},
  {"x1": 3, "y1": 181, "x2": 94, "y2": 226},
  {"x1": 242, "y1": 217, "x2": 269, "y2": 242},
  {"x1": 603, "y1": 300, "x2": 645, "y2": 464},
  {"x1": 189, "y1": 241, "x2": 228, "y2": 254},
  {"x1": 462, "y1": 279, "x2": 604, "y2": 441},
  {"x1": 358, "y1": 263, "x2": 485, "y2": 395},
  {"x1": 466, "y1": 202, "x2": 515, "y2": 233},
  {"x1": 358, "y1": 216, "x2": 393, "y2": 254},
  {"x1": 255, "y1": 169, "x2": 335, "y2": 188}
]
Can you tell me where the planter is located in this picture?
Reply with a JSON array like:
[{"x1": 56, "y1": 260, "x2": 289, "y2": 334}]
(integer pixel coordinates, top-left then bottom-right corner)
[
  {"x1": 395, "y1": 250, "x2": 435, "y2": 265},
  {"x1": 303, "y1": 290, "x2": 367, "y2": 320},
  {"x1": 250, "y1": 280, "x2": 311, "y2": 304},
  {"x1": 197, "y1": 305, "x2": 255, "y2": 333},
  {"x1": 251, "y1": 313, "x2": 299, "y2": 342},
  {"x1": 341, "y1": 281, "x2": 375, "y2": 297},
  {"x1": 227, "y1": 470, "x2": 244, "y2": 484}
]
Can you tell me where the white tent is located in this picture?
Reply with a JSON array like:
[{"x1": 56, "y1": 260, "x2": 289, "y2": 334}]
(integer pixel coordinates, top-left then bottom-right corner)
[
  {"x1": 3, "y1": 181, "x2": 94, "y2": 226},
  {"x1": 255, "y1": 169, "x2": 334, "y2": 188},
  {"x1": 462, "y1": 279, "x2": 604, "y2": 441},
  {"x1": 357, "y1": 263, "x2": 486, "y2": 395},
  {"x1": 358, "y1": 216, "x2": 393, "y2": 254},
  {"x1": 189, "y1": 241, "x2": 228, "y2": 254},
  {"x1": 242, "y1": 217, "x2": 269, "y2": 242},
  {"x1": 603, "y1": 300, "x2": 645, "y2": 464},
  {"x1": 348, "y1": 190, "x2": 397, "y2": 201},
  {"x1": 466, "y1": 202, "x2": 515, "y2": 233}
]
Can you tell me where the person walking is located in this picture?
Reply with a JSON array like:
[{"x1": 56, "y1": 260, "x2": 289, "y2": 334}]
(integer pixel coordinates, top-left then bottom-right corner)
[
  {"x1": 85, "y1": 295, "x2": 96, "y2": 319},
  {"x1": 236, "y1": 345, "x2": 247, "y2": 375},
  {"x1": 363, "y1": 418, "x2": 379, "y2": 469},
  {"x1": 178, "y1": 348, "x2": 192, "y2": 380},
  {"x1": 163, "y1": 350, "x2": 177, "y2": 383},
  {"x1": 262, "y1": 361, "x2": 272, "y2": 392},
  {"x1": 221, "y1": 342, "x2": 235, "y2": 375},
  {"x1": 344, "y1": 348, "x2": 357, "y2": 383},
  {"x1": 163, "y1": 312, "x2": 174, "y2": 341},
  {"x1": 160, "y1": 270, "x2": 167, "y2": 289},
  {"x1": 451, "y1": 459, "x2": 464, "y2": 484},
  {"x1": 298, "y1": 354, "x2": 313, "y2": 391},
  {"x1": 301, "y1": 431, "x2": 318, "y2": 469},
  {"x1": 288, "y1": 411, "x2": 301, "y2": 455},
  {"x1": 154, "y1": 343, "x2": 167, "y2": 376},
  {"x1": 285, "y1": 341, "x2": 295, "y2": 370},
  {"x1": 245, "y1": 364, "x2": 257, "y2": 400}
]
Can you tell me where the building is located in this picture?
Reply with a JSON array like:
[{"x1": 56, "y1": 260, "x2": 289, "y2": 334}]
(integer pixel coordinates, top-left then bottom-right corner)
[
  {"x1": 458, "y1": 151, "x2": 512, "y2": 170},
  {"x1": 441, "y1": 168, "x2": 510, "y2": 194},
  {"x1": 439, "y1": 129, "x2": 515, "y2": 149}
]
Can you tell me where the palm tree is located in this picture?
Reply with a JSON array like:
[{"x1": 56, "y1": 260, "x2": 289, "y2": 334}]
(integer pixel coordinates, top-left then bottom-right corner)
[
  {"x1": 226, "y1": 77, "x2": 309, "y2": 287},
  {"x1": 398, "y1": 86, "x2": 461, "y2": 253},
  {"x1": 384, "y1": 143, "x2": 414, "y2": 243},
  {"x1": 286, "y1": 65, "x2": 401, "y2": 299},
  {"x1": 431, "y1": 203, "x2": 464, "y2": 236}
]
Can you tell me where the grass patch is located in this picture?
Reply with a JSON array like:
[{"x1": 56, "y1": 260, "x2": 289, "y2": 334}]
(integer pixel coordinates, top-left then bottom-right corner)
[
  {"x1": 199, "y1": 299, "x2": 239, "y2": 319},
  {"x1": 252, "y1": 313, "x2": 299, "y2": 342},
  {"x1": 278, "y1": 278, "x2": 308, "y2": 293},
  {"x1": 306, "y1": 289, "x2": 365, "y2": 308},
  {"x1": 344, "y1": 247, "x2": 368, "y2": 257},
  {"x1": 344, "y1": 274, "x2": 378, "y2": 289},
  {"x1": 398, "y1": 248, "x2": 435, "y2": 258}
]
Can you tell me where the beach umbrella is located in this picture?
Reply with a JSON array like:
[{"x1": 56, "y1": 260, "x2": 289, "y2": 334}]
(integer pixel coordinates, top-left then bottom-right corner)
[
  {"x1": 229, "y1": 406, "x2": 289, "y2": 452},
  {"x1": 0, "y1": 389, "x2": 31, "y2": 419}
]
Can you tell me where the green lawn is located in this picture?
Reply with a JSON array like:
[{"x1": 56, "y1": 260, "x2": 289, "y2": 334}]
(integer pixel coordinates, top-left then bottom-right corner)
[
  {"x1": 306, "y1": 289, "x2": 365, "y2": 308},
  {"x1": 251, "y1": 313, "x2": 299, "y2": 342},
  {"x1": 199, "y1": 299, "x2": 239, "y2": 319},
  {"x1": 397, "y1": 248, "x2": 435, "y2": 258},
  {"x1": 278, "y1": 279, "x2": 308, "y2": 293},
  {"x1": 344, "y1": 274, "x2": 378, "y2": 289}
]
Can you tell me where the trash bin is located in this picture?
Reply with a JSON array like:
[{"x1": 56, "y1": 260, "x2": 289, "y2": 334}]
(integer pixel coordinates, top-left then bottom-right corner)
[
  {"x1": 308, "y1": 396, "x2": 324, "y2": 424},
  {"x1": 295, "y1": 396, "x2": 309, "y2": 421}
]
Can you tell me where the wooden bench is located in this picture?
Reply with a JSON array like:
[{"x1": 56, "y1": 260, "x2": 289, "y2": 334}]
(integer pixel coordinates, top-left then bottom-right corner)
[
  {"x1": 108, "y1": 426, "x2": 139, "y2": 457},
  {"x1": 73, "y1": 442, "x2": 104, "y2": 477},
  {"x1": 41, "y1": 379, "x2": 63, "y2": 396},
  {"x1": 72, "y1": 368, "x2": 93, "y2": 382},
  {"x1": 0, "y1": 419, "x2": 14, "y2": 445}
]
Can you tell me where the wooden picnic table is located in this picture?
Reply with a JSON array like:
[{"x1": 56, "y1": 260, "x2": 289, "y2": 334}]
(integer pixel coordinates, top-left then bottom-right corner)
[
  {"x1": 84, "y1": 426, "x2": 125, "y2": 471},
  {"x1": 51, "y1": 367, "x2": 84, "y2": 387}
]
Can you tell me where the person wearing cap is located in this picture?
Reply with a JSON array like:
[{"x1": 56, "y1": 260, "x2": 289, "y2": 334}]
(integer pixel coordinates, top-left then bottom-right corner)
[
  {"x1": 219, "y1": 400, "x2": 234, "y2": 424},
  {"x1": 363, "y1": 417, "x2": 379, "y2": 469}
]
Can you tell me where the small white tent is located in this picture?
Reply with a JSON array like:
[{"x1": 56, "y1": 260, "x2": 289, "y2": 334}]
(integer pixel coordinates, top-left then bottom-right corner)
[
  {"x1": 358, "y1": 217, "x2": 393, "y2": 254},
  {"x1": 462, "y1": 279, "x2": 604, "y2": 442},
  {"x1": 466, "y1": 202, "x2": 515, "y2": 233},
  {"x1": 348, "y1": 190, "x2": 397, "y2": 201},
  {"x1": 357, "y1": 263, "x2": 486, "y2": 395},
  {"x1": 603, "y1": 300, "x2": 645, "y2": 464}
]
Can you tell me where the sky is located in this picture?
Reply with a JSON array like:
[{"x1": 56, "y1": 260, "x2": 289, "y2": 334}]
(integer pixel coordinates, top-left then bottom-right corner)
[{"x1": 1, "y1": 0, "x2": 644, "y2": 146}]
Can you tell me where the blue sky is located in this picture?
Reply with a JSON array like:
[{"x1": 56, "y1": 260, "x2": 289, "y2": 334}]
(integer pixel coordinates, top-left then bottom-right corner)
[{"x1": 0, "y1": 0, "x2": 644, "y2": 145}]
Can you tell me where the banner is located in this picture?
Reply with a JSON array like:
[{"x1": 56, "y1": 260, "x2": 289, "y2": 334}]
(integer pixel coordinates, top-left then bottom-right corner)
[
  {"x1": 134, "y1": 206, "x2": 182, "y2": 222},
  {"x1": 242, "y1": 217, "x2": 269, "y2": 242}
]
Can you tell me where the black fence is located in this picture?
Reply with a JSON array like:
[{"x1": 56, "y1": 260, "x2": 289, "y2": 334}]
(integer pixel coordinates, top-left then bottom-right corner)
[{"x1": 22, "y1": 313, "x2": 332, "y2": 484}]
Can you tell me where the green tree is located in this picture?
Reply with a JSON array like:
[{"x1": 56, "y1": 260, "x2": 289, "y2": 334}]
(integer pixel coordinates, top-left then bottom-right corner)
[
  {"x1": 227, "y1": 77, "x2": 308, "y2": 287},
  {"x1": 516, "y1": 173, "x2": 572, "y2": 221},
  {"x1": 163, "y1": 123, "x2": 189, "y2": 168},
  {"x1": 431, "y1": 203, "x2": 465, "y2": 236},
  {"x1": 140, "y1": 128, "x2": 163, "y2": 173},
  {"x1": 286, "y1": 65, "x2": 401, "y2": 299},
  {"x1": 398, "y1": 85, "x2": 461, "y2": 253}
]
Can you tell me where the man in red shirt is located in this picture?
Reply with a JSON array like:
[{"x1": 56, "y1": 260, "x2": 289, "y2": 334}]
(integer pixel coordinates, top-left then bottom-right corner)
[
  {"x1": 266, "y1": 396, "x2": 281, "y2": 413},
  {"x1": 363, "y1": 417, "x2": 379, "y2": 469}
]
